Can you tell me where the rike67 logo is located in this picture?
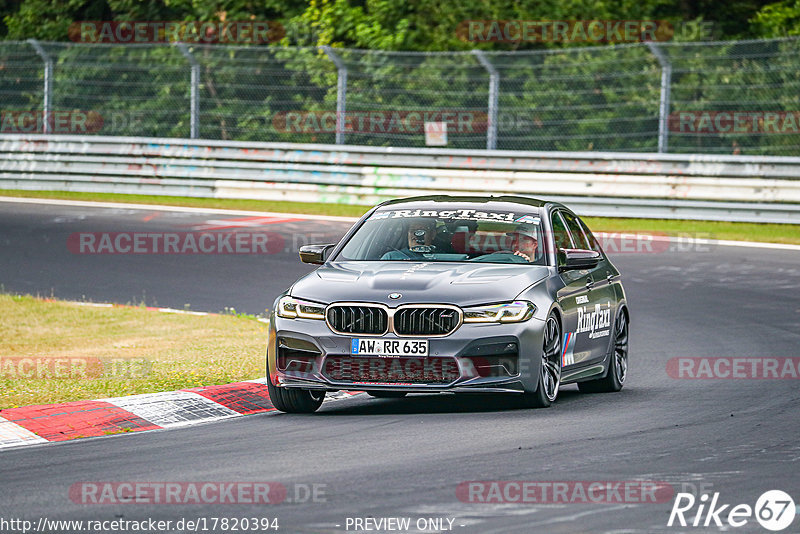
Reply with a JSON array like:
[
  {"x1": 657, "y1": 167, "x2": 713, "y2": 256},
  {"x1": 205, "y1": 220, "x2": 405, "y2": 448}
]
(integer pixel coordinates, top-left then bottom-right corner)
[{"x1": 668, "y1": 490, "x2": 795, "y2": 531}]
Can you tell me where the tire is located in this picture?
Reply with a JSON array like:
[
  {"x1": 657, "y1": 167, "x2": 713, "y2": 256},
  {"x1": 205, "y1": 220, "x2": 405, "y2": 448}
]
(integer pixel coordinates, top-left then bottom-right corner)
[
  {"x1": 578, "y1": 307, "x2": 628, "y2": 394},
  {"x1": 267, "y1": 376, "x2": 325, "y2": 413},
  {"x1": 521, "y1": 312, "x2": 562, "y2": 408},
  {"x1": 367, "y1": 392, "x2": 408, "y2": 398}
]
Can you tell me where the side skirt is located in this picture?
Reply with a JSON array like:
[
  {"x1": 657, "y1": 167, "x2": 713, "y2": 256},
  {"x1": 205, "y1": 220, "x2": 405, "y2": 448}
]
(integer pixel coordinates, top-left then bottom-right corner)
[{"x1": 561, "y1": 353, "x2": 610, "y2": 383}]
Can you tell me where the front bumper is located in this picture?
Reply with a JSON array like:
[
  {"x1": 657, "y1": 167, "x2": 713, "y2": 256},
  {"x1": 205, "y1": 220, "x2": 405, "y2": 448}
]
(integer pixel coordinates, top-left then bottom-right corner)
[{"x1": 268, "y1": 315, "x2": 546, "y2": 394}]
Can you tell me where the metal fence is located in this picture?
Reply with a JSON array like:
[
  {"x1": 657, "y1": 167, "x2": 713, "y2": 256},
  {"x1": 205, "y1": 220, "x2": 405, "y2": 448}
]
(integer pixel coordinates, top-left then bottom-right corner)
[
  {"x1": 3, "y1": 134, "x2": 800, "y2": 223},
  {"x1": 2, "y1": 38, "x2": 800, "y2": 155}
]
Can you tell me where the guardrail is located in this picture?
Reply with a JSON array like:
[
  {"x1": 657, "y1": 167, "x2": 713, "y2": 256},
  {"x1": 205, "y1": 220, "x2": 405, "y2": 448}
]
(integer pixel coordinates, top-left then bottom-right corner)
[{"x1": 1, "y1": 134, "x2": 799, "y2": 224}]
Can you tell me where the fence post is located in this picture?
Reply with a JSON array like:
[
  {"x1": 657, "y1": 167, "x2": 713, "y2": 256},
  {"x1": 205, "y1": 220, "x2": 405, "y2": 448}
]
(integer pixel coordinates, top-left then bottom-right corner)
[
  {"x1": 647, "y1": 42, "x2": 672, "y2": 153},
  {"x1": 472, "y1": 50, "x2": 499, "y2": 150},
  {"x1": 321, "y1": 45, "x2": 348, "y2": 145},
  {"x1": 176, "y1": 43, "x2": 200, "y2": 139},
  {"x1": 27, "y1": 39, "x2": 53, "y2": 134}
]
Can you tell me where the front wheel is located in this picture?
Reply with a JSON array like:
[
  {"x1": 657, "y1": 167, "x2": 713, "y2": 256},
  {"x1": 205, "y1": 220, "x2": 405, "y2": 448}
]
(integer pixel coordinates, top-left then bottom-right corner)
[
  {"x1": 578, "y1": 308, "x2": 628, "y2": 394},
  {"x1": 267, "y1": 377, "x2": 325, "y2": 413},
  {"x1": 521, "y1": 312, "x2": 562, "y2": 408}
]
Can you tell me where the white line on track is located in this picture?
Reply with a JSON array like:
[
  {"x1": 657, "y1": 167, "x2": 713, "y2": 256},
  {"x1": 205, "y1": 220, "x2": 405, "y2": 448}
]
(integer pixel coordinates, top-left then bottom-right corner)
[{"x1": 0, "y1": 196, "x2": 359, "y2": 222}]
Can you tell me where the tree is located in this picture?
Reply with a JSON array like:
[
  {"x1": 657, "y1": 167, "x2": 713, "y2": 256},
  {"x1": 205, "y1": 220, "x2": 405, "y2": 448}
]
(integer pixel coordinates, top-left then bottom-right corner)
[{"x1": 751, "y1": 0, "x2": 800, "y2": 36}]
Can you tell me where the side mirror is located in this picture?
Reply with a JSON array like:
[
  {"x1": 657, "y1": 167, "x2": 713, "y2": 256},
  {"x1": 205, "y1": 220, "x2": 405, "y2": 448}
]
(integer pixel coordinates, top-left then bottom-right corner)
[
  {"x1": 299, "y1": 244, "x2": 335, "y2": 265},
  {"x1": 558, "y1": 248, "x2": 601, "y2": 272}
]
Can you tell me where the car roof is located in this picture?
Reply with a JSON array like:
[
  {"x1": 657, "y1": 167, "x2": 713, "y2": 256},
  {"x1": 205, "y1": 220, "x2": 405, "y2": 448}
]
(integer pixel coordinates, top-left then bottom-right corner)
[{"x1": 375, "y1": 195, "x2": 567, "y2": 213}]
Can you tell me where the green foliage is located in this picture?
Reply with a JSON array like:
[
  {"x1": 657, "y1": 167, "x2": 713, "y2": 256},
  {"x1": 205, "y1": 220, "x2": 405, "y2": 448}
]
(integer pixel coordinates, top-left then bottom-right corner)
[
  {"x1": 752, "y1": 0, "x2": 800, "y2": 36},
  {"x1": 0, "y1": 0, "x2": 784, "y2": 48},
  {"x1": 4, "y1": 0, "x2": 110, "y2": 41},
  {"x1": 1, "y1": 0, "x2": 799, "y2": 155}
]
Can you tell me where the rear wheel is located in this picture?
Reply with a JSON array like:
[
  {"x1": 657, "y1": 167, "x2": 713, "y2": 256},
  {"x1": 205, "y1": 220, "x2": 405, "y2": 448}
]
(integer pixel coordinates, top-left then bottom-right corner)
[
  {"x1": 267, "y1": 377, "x2": 325, "y2": 413},
  {"x1": 578, "y1": 308, "x2": 628, "y2": 393},
  {"x1": 521, "y1": 313, "x2": 562, "y2": 408},
  {"x1": 368, "y1": 392, "x2": 408, "y2": 398}
]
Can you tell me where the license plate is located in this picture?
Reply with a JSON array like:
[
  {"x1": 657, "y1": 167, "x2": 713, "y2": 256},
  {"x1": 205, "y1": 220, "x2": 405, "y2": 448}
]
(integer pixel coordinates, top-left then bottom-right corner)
[{"x1": 351, "y1": 338, "x2": 428, "y2": 357}]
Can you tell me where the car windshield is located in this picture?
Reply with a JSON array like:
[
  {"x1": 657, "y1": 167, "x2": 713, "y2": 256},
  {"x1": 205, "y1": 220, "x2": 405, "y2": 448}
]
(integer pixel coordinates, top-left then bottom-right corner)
[{"x1": 334, "y1": 206, "x2": 547, "y2": 264}]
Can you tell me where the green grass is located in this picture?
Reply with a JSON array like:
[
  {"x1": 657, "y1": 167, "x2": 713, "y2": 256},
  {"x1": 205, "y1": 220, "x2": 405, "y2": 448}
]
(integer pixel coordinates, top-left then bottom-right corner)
[
  {"x1": 581, "y1": 217, "x2": 800, "y2": 245},
  {"x1": 0, "y1": 294, "x2": 268, "y2": 408},
  {"x1": 1, "y1": 189, "x2": 799, "y2": 245}
]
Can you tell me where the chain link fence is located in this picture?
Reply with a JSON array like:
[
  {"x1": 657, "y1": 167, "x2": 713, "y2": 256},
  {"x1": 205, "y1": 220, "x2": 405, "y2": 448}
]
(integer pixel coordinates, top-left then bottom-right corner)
[{"x1": 1, "y1": 38, "x2": 799, "y2": 155}]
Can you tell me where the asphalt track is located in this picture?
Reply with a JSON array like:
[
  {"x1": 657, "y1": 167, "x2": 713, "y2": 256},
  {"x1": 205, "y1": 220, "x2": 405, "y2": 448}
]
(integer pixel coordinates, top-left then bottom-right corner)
[{"x1": 1, "y1": 198, "x2": 799, "y2": 533}]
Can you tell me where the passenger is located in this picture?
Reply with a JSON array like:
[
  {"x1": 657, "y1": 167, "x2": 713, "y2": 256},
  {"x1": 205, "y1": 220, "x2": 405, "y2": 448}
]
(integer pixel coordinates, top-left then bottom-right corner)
[
  {"x1": 506, "y1": 224, "x2": 539, "y2": 262},
  {"x1": 470, "y1": 223, "x2": 540, "y2": 263}
]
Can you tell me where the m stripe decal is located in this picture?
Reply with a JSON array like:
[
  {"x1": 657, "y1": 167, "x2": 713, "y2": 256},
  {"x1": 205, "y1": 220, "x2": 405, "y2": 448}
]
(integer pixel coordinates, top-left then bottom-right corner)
[{"x1": 562, "y1": 332, "x2": 576, "y2": 366}]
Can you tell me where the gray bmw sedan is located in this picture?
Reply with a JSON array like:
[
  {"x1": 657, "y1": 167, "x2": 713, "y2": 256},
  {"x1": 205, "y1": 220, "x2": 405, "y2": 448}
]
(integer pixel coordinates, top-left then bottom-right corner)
[{"x1": 267, "y1": 195, "x2": 629, "y2": 413}]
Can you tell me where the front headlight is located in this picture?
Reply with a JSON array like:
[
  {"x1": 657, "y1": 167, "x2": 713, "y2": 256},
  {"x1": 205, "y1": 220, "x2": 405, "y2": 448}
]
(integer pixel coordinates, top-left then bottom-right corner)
[
  {"x1": 462, "y1": 301, "x2": 536, "y2": 323},
  {"x1": 276, "y1": 296, "x2": 326, "y2": 319}
]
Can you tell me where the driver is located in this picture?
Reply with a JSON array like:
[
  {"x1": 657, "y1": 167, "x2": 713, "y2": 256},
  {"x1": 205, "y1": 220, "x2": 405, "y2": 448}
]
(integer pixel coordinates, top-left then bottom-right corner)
[
  {"x1": 381, "y1": 218, "x2": 437, "y2": 260},
  {"x1": 506, "y1": 224, "x2": 539, "y2": 262}
]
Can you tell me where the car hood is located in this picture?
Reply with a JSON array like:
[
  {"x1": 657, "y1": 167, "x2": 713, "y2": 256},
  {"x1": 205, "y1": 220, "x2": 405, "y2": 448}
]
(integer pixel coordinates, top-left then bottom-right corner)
[{"x1": 290, "y1": 261, "x2": 549, "y2": 306}]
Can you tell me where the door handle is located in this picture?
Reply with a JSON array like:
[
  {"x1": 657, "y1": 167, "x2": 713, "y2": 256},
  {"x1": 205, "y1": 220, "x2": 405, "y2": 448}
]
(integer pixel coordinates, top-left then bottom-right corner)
[{"x1": 586, "y1": 277, "x2": 594, "y2": 289}]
